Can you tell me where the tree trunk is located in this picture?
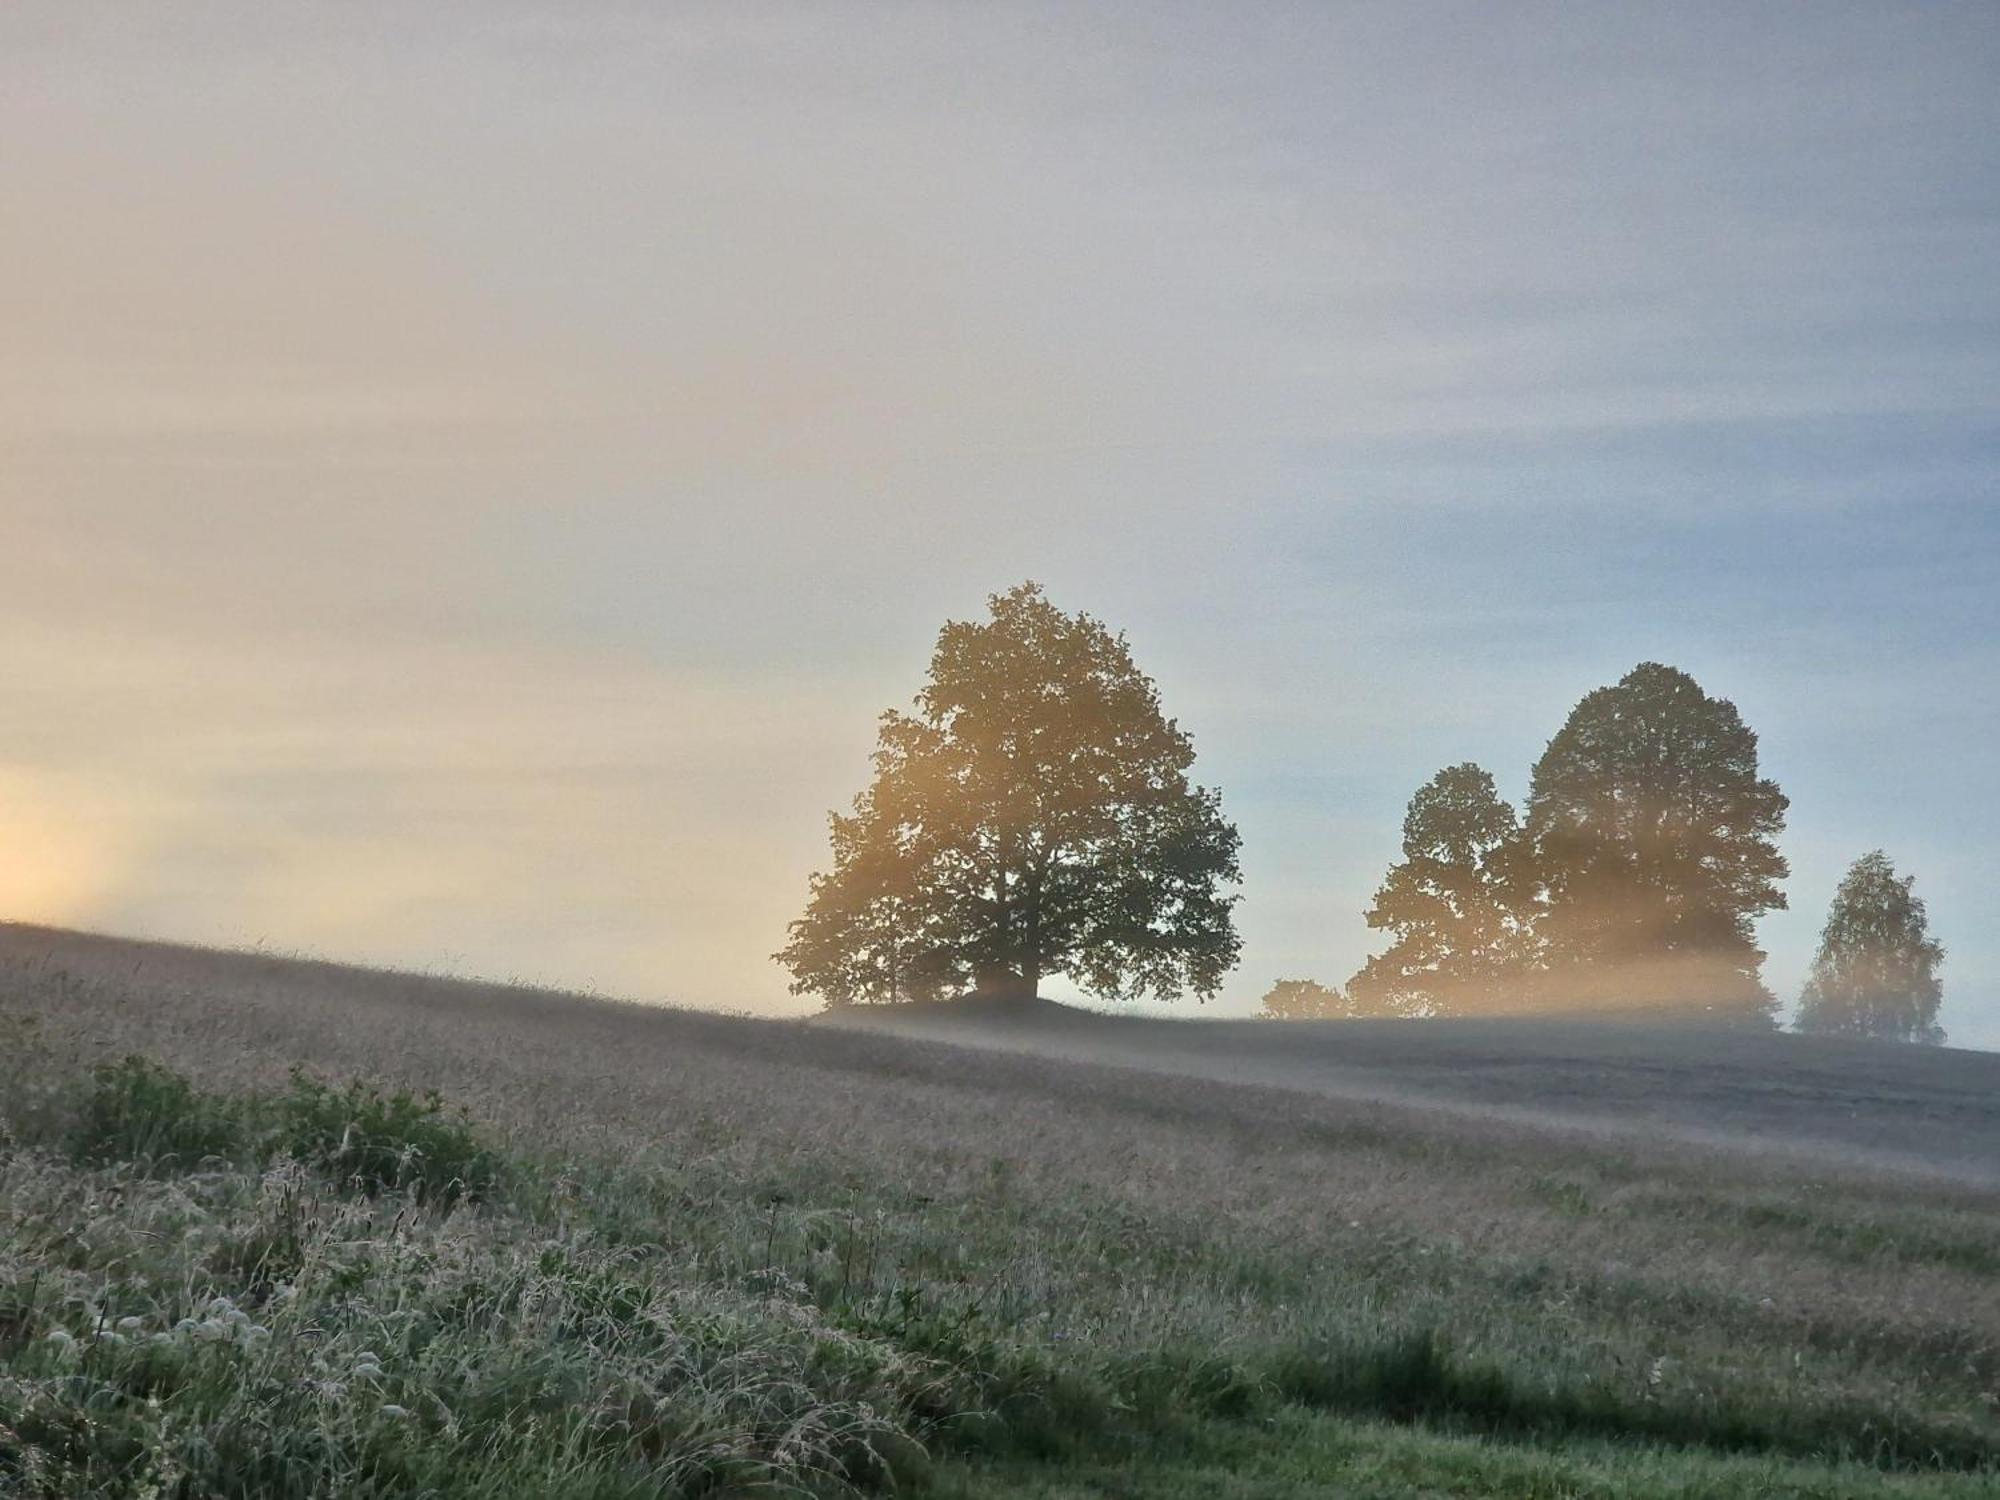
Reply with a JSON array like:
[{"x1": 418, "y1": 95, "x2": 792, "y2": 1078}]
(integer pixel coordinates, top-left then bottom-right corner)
[{"x1": 973, "y1": 958, "x2": 1034, "y2": 1002}]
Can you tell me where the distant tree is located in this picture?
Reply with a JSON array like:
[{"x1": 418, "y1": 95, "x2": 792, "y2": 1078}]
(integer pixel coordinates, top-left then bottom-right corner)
[
  {"x1": 1347, "y1": 763, "x2": 1533, "y2": 1017},
  {"x1": 1794, "y1": 852, "x2": 1945, "y2": 1044},
  {"x1": 1259, "y1": 978, "x2": 1354, "y2": 1020},
  {"x1": 777, "y1": 583, "x2": 1242, "y2": 1007},
  {"x1": 1523, "y1": 663, "x2": 1788, "y2": 1024}
]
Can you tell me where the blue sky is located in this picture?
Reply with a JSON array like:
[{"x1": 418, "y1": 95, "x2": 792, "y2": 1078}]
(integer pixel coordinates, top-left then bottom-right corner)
[{"x1": 2, "y1": 3, "x2": 1995, "y2": 1043}]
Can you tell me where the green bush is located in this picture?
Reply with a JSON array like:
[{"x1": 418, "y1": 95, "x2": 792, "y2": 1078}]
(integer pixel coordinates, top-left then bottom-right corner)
[
  {"x1": 66, "y1": 1056, "x2": 249, "y2": 1170},
  {"x1": 54, "y1": 1059, "x2": 497, "y2": 1211},
  {"x1": 274, "y1": 1070, "x2": 501, "y2": 1207}
]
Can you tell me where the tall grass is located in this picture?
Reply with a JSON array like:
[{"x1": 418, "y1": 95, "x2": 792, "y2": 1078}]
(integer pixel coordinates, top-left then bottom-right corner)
[
  {"x1": 3, "y1": 926, "x2": 1997, "y2": 1496},
  {"x1": 5, "y1": 1058, "x2": 934, "y2": 1496}
]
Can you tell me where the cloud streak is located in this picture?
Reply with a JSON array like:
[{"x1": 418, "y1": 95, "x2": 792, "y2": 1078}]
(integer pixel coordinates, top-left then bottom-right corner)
[{"x1": 2, "y1": 3, "x2": 1994, "y2": 1042}]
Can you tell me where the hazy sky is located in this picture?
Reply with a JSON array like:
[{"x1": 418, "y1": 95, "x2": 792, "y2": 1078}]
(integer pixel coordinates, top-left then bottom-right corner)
[{"x1": 4, "y1": 4, "x2": 1996, "y2": 1044}]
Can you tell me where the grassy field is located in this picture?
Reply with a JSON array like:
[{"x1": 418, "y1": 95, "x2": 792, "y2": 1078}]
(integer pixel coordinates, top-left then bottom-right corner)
[{"x1": 3, "y1": 922, "x2": 1996, "y2": 1497}]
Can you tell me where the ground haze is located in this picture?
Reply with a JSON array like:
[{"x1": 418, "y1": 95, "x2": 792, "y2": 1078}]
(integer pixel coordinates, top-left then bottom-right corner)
[{"x1": 826, "y1": 993, "x2": 2000, "y2": 1185}]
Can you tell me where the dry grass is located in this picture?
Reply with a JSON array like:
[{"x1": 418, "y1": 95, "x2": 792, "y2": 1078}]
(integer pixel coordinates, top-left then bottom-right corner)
[{"x1": 3, "y1": 922, "x2": 1997, "y2": 1496}]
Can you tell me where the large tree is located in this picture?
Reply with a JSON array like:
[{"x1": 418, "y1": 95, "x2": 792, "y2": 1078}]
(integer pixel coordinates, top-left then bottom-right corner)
[
  {"x1": 778, "y1": 583, "x2": 1242, "y2": 1007},
  {"x1": 1793, "y1": 852, "x2": 1945, "y2": 1044},
  {"x1": 1523, "y1": 662, "x2": 1788, "y2": 1023},
  {"x1": 1347, "y1": 763, "x2": 1533, "y2": 1016}
]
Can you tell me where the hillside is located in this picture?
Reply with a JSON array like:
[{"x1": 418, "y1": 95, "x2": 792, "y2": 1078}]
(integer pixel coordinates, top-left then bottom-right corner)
[
  {"x1": 4, "y1": 922, "x2": 1998, "y2": 1497},
  {"x1": 822, "y1": 992, "x2": 2000, "y2": 1185}
]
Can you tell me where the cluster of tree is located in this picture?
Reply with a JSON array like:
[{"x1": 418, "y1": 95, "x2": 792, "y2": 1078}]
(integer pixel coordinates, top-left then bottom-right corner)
[
  {"x1": 777, "y1": 582, "x2": 1943, "y2": 1044},
  {"x1": 1263, "y1": 668, "x2": 1944, "y2": 1042},
  {"x1": 1264, "y1": 664, "x2": 1789, "y2": 1026}
]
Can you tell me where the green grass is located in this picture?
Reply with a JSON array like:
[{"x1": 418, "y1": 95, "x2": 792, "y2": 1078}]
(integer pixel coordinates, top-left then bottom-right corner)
[
  {"x1": 64, "y1": 1055, "x2": 500, "y2": 1207},
  {"x1": 926, "y1": 1408, "x2": 1988, "y2": 1499},
  {"x1": 3, "y1": 1081, "x2": 927, "y2": 1496},
  {"x1": 3, "y1": 930, "x2": 1998, "y2": 1496},
  {"x1": 4, "y1": 1051, "x2": 1994, "y2": 1496}
]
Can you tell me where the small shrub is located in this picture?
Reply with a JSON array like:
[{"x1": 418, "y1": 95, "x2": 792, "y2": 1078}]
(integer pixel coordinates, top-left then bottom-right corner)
[
  {"x1": 274, "y1": 1070, "x2": 500, "y2": 1207},
  {"x1": 65, "y1": 1056, "x2": 248, "y2": 1170}
]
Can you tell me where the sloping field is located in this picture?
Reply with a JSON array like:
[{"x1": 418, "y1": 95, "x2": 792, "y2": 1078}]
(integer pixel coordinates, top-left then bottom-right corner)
[
  {"x1": 3, "y1": 922, "x2": 1998, "y2": 1497},
  {"x1": 824, "y1": 993, "x2": 2000, "y2": 1185}
]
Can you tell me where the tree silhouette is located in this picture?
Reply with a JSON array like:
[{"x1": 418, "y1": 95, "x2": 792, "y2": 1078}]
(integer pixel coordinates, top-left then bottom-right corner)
[
  {"x1": 777, "y1": 583, "x2": 1241, "y2": 1007},
  {"x1": 1523, "y1": 663, "x2": 1788, "y2": 1023},
  {"x1": 769, "y1": 783, "x2": 960, "y2": 1007},
  {"x1": 1794, "y1": 851, "x2": 1945, "y2": 1044},
  {"x1": 1259, "y1": 978, "x2": 1354, "y2": 1020},
  {"x1": 1348, "y1": 763, "x2": 1532, "y2": 1016}
]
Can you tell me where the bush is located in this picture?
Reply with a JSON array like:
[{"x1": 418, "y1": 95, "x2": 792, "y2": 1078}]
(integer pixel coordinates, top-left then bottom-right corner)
[
  {"x1": 274, "y1": 1070, "x2": 500, "y2": 1207},
  {"x1": 55, "y1": 1059, "x2": 497, "y2": 1211},
  {"x1": 66, "y1": 1056, "x2": 249, "y2": 1170}
]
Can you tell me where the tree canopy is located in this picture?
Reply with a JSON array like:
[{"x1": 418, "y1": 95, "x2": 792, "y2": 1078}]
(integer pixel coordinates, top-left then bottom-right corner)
[
  {"x1": 1347, "y1": 763, "x2": 1532, "y2": 1016},
  {"x1": 777, "y1": 583, "x2": 1242, "y2": 1007},
  {"x1": 1794, "y1": 851, "x2": 1945, "y2": 1044},
  {"x1": 1258, "y1": 978, "x2": 1356, "y2": 1020},
  {"x1": 1524, "y1": 663, "x2": 1789, "y2": 1023}
]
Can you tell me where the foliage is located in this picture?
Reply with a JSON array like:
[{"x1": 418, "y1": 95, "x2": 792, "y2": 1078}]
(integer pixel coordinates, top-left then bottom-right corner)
[
  {"x1": 67, "y1": 1055, "x2": 250, "y2": 1170},
  {"x1": 1348, "y1": 763, "x2": 1534, "y2": 1017},
  {"x1": 769, "y1": 781, "x2": 963, "y2": 1008},
  {"x1": 1258, "y1": 978, "x2": 1359, "y2": 1020},
  {"x1": 1523, "y1": 663, "x2": 1789, "y2": 1023},
  {"x1": 778, "y1": 583, "x2": 1242, "y2": 1006},
  {"x1": 63, "y1": 1057, "x2": 497, "y2": 1207},
  {"x1": 1794, "y1": 852, "x2": 1946, "y2": 1044},
  {"x1": 273, "y1": 1070, "x2": 501, "y2": 1206}
]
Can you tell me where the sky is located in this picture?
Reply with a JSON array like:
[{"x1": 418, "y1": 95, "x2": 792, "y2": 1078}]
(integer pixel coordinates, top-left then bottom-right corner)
[{"x1": 3, "y1": 3, "x2": 1996, "y2": 1045}]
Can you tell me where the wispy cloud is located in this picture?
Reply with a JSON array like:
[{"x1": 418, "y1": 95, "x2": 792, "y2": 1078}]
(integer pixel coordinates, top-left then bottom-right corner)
[{"x1": 2, "y1": 3, "x2": 1994, "y2": 1041}]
